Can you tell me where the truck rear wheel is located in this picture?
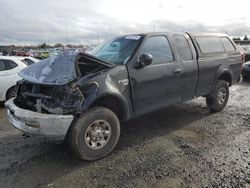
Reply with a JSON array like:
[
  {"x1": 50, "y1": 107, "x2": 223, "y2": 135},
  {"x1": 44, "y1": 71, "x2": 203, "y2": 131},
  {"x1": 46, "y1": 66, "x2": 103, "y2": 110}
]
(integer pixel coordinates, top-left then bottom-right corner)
[
  {"x1": 68, "y1": 107, "x2": 120, "y2": 160},
  {"x1": 206, "y1": 80, "x2": 229, "y2": 112}
]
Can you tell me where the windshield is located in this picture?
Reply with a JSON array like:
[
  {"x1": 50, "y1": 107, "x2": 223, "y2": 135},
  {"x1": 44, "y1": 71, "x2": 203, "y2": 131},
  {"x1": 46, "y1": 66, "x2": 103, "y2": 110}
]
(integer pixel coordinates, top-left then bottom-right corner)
[
  {"x1": 19, "y1": 51, "x2": 77, "y2": 85},
  {"x1": 87, "y1": 35, "x2": 142, "y2": 65}
]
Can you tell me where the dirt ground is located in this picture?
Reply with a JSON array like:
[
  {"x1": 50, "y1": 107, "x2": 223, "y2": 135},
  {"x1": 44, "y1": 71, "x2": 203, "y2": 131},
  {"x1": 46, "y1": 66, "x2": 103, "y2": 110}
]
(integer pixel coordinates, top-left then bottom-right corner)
[{"x1": 0, "y1": 81, "x2": 250, "y2": 188}]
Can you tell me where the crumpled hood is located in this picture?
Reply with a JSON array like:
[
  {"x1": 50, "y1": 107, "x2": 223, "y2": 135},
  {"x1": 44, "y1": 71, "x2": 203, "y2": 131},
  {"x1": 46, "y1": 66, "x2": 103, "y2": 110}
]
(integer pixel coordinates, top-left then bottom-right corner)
[{"x1": 19, "y1": 51, "x2": 114, "y2": 85}]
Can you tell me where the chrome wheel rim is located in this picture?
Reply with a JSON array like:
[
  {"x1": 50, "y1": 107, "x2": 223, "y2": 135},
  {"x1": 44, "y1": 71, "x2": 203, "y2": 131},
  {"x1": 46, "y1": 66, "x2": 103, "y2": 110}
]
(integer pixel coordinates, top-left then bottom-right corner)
[
  {"x1": 217, "y1": 87, "x2": 227, "y2": 104},
  {"x1": 85, "y1": 120, "x2": 111, "y2": 150}
]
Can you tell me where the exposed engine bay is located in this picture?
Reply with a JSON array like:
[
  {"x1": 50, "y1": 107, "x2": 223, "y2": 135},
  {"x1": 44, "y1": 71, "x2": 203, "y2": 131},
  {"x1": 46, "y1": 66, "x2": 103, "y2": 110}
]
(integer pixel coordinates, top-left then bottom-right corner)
[
  {"x1": 14, "y1": 51, "x2": 113, "y2": 115},
  {"x1": 15, "y1": 81, "x2": 84, "y2": 115}
]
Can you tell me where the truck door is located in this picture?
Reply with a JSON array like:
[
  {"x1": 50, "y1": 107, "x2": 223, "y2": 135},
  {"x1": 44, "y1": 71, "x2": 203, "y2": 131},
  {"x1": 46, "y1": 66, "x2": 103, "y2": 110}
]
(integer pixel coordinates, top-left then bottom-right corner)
[
  {"x1": 127, "y1": 35, "x2": 182, "y2": 116},
  {"x1": 172, "y1": 34, "x2": 198, "y2": 101}
]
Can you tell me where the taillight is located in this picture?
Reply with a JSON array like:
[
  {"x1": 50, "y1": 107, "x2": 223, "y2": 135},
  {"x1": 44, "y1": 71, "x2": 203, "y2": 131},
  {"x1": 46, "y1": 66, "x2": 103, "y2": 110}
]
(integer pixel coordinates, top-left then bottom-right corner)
[
  {"x1": 240, "y1": 52, "x2": 245, "y2": 71},
  {"x1": 241, "y1": 53, "x2": 245, "y2": 64}
]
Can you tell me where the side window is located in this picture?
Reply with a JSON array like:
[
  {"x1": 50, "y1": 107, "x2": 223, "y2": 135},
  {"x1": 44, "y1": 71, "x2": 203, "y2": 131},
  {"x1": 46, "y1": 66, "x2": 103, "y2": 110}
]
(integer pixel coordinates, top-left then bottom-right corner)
[
  {"x1": 22, "y1": 58, "x2": 35, "y2": 66},
  {"x1": 173, "y1": 34, "x2": 193, "y2": 61},
  {"x1": 1, "y1": 59, "x2": 18, "y2": 70},
  {"x1": 0, "y1": 61, "x2": 6, "y2": 71},
  {"x1": 196, "y1": 36, "x2": 225, "y2": 54},
  {"x1": 140, "y1": 36, "x2": 173, "y2": 64},
  {"x1": 221, "y1": 37, "x2": 235, "y2": 52}
]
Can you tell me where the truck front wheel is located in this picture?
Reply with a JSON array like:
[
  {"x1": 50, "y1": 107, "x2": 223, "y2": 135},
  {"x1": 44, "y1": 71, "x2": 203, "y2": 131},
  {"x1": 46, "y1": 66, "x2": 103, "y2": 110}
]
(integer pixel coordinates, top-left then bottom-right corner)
[
  {"x1": 206, "y1": 80, "x2": 229, "y2": 112},
  {"x1": 68, "y1": 107, "x2": 120, "y2": 160}
]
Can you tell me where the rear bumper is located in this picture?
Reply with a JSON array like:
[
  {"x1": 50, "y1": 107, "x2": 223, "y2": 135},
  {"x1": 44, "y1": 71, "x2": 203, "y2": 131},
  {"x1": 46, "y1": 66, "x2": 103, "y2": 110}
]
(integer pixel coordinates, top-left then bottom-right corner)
[
  {"x1": 242, "y1": 68, "x2": 250, "y2": 79},
  {"x1": 5, "y1": 98, "x2": 74, "y2": 141}
]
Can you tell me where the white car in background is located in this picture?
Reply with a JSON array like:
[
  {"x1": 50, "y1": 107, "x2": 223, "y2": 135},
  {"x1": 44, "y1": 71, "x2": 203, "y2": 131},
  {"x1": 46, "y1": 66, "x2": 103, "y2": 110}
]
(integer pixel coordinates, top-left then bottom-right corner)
[{"x1": 0, "y1": 56, "x2": 39, "y2": 101}]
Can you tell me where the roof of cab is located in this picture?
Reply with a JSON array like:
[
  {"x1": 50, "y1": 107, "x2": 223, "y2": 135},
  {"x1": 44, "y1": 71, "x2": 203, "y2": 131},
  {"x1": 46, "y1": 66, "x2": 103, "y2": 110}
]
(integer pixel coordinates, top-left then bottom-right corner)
[
  {"x1": 124, "y1": 32, "x2": 229, "y2": 38},
  {"x1": 187, "y1": 32, "x2": 229, "y2": 37}
]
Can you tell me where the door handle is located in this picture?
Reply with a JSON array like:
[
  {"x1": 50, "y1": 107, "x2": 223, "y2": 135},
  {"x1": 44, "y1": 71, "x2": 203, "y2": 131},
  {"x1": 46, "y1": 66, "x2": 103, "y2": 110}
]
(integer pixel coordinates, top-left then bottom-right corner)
[{"x1": 174, "y1": 69, "x2": 182, "y2": 74}]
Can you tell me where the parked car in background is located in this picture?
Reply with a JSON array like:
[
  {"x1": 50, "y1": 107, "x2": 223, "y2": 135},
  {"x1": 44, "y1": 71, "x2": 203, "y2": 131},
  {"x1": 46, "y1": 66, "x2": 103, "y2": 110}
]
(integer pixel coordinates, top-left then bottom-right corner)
[
  {"x1": 242, "y1": 46, "x2": 250, "y2": 62},
  {"x1": 1, "y1": 50, "x2": 9, "y2": 56},
  {"x1": 0, "y1": 56, "x2": 39, "y2": 101},
  {"x1": 7, "y1": 50, "x2": 17, "y2": 56},
  {"x1": 242, "y1": 62, "x2": 250, "y2": 80},
  {"x1": 49, "y1": 48, "x2": 62, "y2": 57},
  {"x1": 35, "y1": 51, "x2": 50, "y2": 59},
  {"x1": 16, "y1": 50, "x2": 28, "y2": 57}
]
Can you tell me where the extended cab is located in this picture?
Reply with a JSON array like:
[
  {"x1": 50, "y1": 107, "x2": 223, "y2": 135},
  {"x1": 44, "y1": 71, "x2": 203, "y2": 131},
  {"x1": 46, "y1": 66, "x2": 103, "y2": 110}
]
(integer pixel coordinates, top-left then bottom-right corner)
[{"x1": 5, "y1": 32, "x2": 242, "y2": 160}]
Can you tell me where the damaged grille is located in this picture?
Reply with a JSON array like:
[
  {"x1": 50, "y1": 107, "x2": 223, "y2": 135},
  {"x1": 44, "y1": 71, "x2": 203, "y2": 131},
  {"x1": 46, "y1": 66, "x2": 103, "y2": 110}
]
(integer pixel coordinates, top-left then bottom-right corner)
[{"x1": 15, "y1": 81, "x2": 84, "y2": 115}]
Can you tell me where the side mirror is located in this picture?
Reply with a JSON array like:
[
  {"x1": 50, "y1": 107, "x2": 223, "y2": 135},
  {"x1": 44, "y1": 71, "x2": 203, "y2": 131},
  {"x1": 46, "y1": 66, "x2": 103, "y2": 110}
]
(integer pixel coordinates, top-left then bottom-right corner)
[{"x1": 135, "y1": 54, "x2": 153, "y2": 69}]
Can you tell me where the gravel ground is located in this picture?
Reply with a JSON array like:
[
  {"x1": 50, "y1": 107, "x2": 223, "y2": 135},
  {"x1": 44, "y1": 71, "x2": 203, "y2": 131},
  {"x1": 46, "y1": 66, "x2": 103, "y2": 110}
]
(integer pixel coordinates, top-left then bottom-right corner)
[{"x1": 0, "y1": 81, "x2": 250, "y2": 188}]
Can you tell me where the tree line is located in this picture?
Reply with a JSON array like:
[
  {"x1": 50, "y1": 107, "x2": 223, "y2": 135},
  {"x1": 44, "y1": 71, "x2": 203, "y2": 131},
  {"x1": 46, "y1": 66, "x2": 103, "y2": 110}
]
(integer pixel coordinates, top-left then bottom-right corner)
[
  {"x1": 233, "y1": 35, "x2": 249, "y2": 42},
  {"x1": 39, "y1": 43, "x2": 85, "y2": 48},
  {"x1": 0, "y1": 43, "x2": 89, "y2": 50}
]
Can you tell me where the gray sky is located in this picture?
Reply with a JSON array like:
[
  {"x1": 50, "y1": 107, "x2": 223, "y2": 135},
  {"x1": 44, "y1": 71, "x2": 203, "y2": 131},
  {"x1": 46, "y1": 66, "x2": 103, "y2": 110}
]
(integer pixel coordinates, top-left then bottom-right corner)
[{"x1": 1, "y1": 0, "x2": 250, "y2": 45}]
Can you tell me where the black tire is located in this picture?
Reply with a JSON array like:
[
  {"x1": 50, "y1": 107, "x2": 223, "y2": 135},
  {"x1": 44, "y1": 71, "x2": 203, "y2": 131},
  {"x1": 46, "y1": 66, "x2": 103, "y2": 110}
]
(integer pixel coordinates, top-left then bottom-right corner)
[
  {"x1": 6, "y1": 86, "x2": 16, "y2": 100},
  {"x1": 206, "y1": 80, "x2": 229, "y2": 112},
  {"x1": 242, "y1": 75, "x2": 249, "y2": 81},
  {"x1": 237, "y1": 75, "x2": 241, "y2": 82},
  {"x1": 68, "y1": 107, "x2": 120, "y2": 161}
]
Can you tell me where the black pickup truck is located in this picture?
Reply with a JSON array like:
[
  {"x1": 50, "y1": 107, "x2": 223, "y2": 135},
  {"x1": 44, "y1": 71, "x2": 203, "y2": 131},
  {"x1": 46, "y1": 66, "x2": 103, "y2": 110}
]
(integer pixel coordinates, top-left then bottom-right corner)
[{"x1": 5, "y1": 32, "x2": 242, "y2": 160}]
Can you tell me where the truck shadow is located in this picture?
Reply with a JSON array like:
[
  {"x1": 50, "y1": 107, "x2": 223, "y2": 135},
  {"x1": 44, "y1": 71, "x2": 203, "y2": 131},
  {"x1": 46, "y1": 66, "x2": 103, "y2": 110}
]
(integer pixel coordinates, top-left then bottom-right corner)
[
  {"x1": 0, "y1": 100, "x2": 212, "y2": 187},
  {"x1": 0, "y1": 102, "x2": 4, "y2": 108},
  {"x1": 240, "y1": 79, "x2": 250, "y2": 86},
  {"x1": 118, "y1": 101, "x2": 210, "y2": 150}
]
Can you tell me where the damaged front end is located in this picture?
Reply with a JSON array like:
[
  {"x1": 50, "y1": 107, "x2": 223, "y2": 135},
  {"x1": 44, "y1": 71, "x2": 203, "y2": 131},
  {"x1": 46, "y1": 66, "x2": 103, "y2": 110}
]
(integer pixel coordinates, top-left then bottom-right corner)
[
  {"x1": 5, "y1": 51, "x2": 114, "y2": 139},
  {"x1": 15, "y1": 51, "x2": 113, "y2": 115},
  {"x1": 15, "y1": 80, "x2": 84, "y2": 115}
]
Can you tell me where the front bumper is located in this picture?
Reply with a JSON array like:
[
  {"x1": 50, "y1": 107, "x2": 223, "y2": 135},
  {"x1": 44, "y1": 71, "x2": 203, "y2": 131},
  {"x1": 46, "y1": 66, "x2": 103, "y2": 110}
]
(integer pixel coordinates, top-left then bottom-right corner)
[{"x1": 5, "y1": 98, "x2": 74, "y2": 141}]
